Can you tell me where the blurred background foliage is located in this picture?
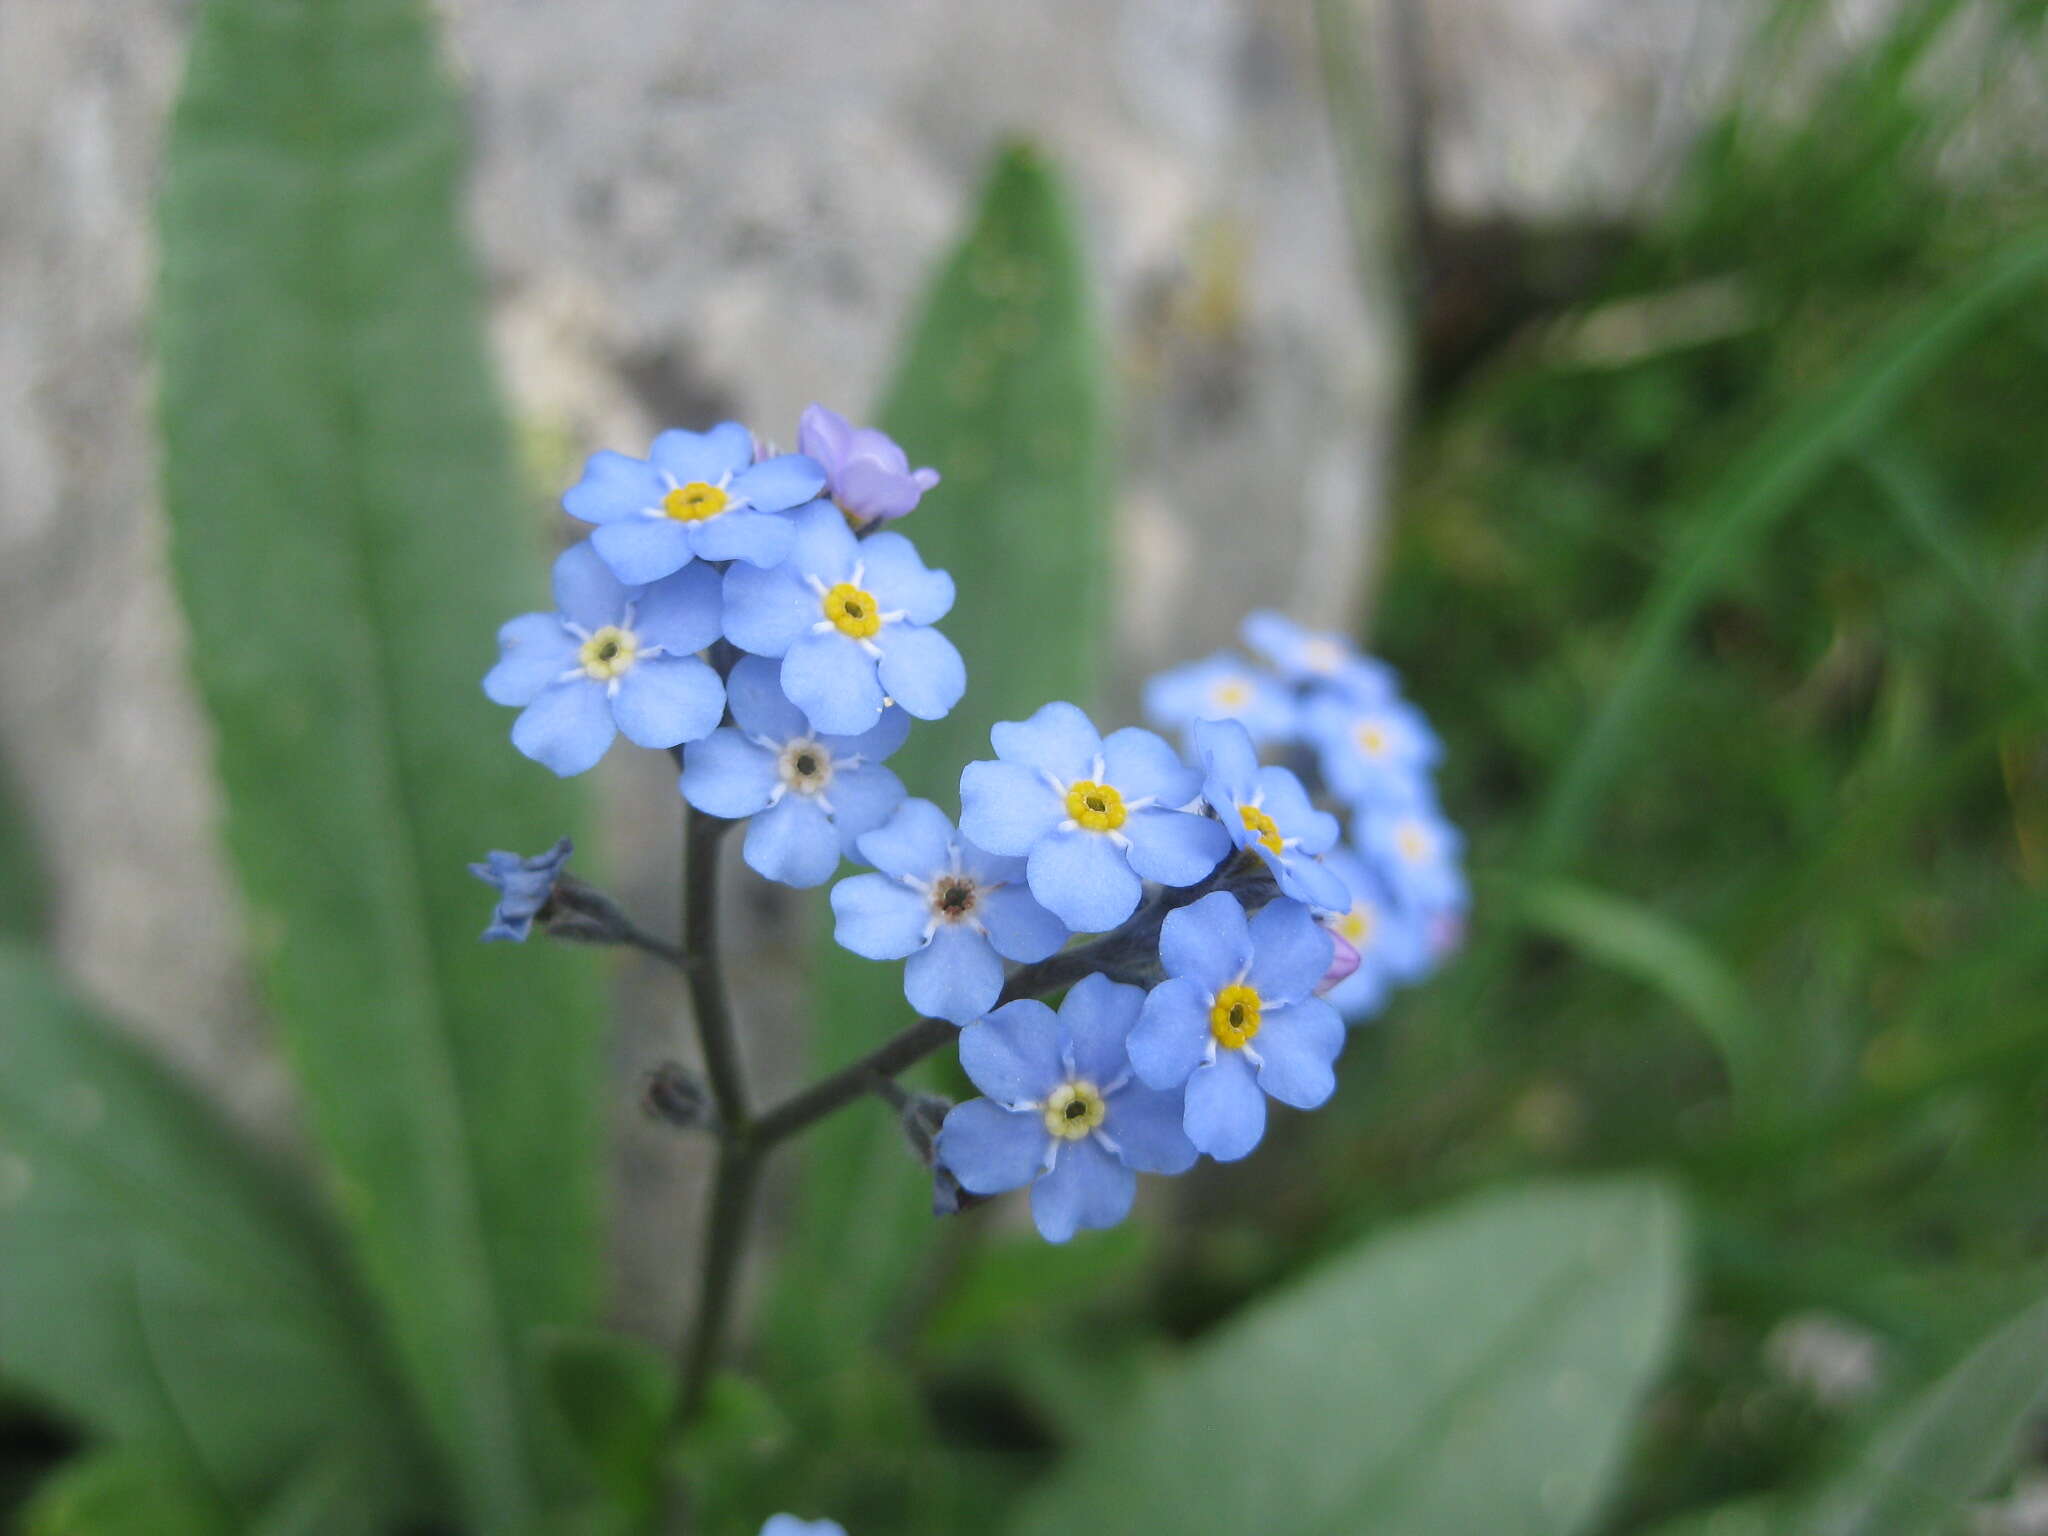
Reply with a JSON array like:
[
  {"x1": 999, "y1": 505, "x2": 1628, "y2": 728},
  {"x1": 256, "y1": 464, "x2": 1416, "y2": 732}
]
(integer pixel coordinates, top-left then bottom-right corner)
[{"x1": 4, "y1": 0, "x2": 2048, "y2": 1532}]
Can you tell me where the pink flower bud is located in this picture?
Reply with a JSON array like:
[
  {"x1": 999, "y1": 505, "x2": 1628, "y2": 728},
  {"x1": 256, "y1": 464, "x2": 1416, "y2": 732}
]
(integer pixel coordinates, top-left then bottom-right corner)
[{"x1": 1317, "y1": 924, "x2": 1362, "y2": 993}]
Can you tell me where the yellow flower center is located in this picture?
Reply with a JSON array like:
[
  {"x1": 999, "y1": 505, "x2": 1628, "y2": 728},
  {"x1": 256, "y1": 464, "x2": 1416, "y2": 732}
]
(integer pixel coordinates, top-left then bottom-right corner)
[
  {"x1": 1209, "y1": 983, "x2": 1263, "y2": 1050},
  {"x1": 1238, "y1": 804, "x2": 1284, "y2": 855},
  {"x1": 1339, "y1": 906, "x2": 1374, "y2": 946},
  {"x1": 1042, "y1": 1081, "x2": 1107, "y2": 1141},
  {"x1": 578, "y1": 625, "x2": 637, "y2": 680},
  {"x1": 777, "y1": 740, "x2": 833, "y2": 796},
  {"x1": 1300, "y1": 637, "x2": 1345, "y2": 674},
  {"x1": 1354, "y1": 721, "x2": 1390, "y2": 757},
  {"x1": 1064, "y1": 780, "x2": 1127, "y2": 832},
  {"x1": 662, "y1": 481, "x2": 729, "y2": 522},
  {"x1": 822, "y1": 582, "x2": 882, "y2": 639},
  {"x1": 1210, "y1": 678, "x2": 1251, "y2": 711},
  {"x1": 1396, "y1": 821, "x2": 1433, "y2": 864}
]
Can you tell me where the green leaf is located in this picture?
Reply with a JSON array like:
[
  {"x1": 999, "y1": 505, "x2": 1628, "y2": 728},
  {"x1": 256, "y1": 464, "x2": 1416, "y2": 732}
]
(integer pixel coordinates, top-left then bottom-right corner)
[
  {"x1": 1011, "y1": 1177, "x2": 1688, "y2": 1536},
  {"x1": 0, "y1": 947, "x2": 417, "y2": 1523},
  {"x1": 20, "y1": 1449, "x2": 228, "y2": 1536},
  {"x1": 1800, "y1": 1292, "x2": 2048, "y2": 1536},
  {"x1": 0, "y1": 746, "x2": 50, "y2": 945},
  {"x1": 775, "y1": 144, "x2": 1111, "y2": 1365},
  {"x1": 1511, "y1": 878, "x2": 1763, "y2": 1106},
  {"x1": 540, "y1": 1329, "x2": 674, "y2": 1526},
  {"x1": 156, "y1": 0, "x2": 606, "y2": 1524}
]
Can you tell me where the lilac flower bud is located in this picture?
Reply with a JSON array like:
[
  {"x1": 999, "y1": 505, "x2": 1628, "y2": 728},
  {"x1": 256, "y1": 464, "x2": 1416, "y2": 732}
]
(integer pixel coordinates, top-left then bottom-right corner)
[
  {"x1": 1318, "y1": 924, "x2": 1362, "y2": 993},
  {"x1": 798, "y1": 403, "x2": 940, "y2": 526}
]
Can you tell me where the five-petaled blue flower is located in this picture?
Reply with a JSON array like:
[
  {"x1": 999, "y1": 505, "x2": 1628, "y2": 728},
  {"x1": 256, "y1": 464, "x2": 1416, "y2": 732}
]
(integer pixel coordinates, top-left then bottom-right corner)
[
  {"x1": 1353, "y1": 785, "x2": 1469, "y2": 917},
  {"x1": 722, "y1": 503, "x2": 965, "y2": 736},
  {"x1": 1242, "y1": 611, "x2": 1393, "y2": 701},
  {"x1": 468, "y1": 837, "x2": 573, "y2": 943},
  {"x1": 680, "y1": 657, "x2": 909, "y2": 889},
  {"x1": 1300, "y1": 689, "x2": 1441, "y2": 807},
  {"x1": 831, "y1": 799, "x2": 1067, "y2": 1024},
  {"x1": 563, "y1": 423, "x2": 825, "y2": 583},
  {"x1": 958, "y1": 703, "x2": 1231, "y2": 933},
  {"x1": 485, "y1": 542, "x2": 725, "y2": 777},
  {"x1": 1318, "y1": 847, "x2": 1430, "y2": 1021},
  {"x1": 1143, "y1": 650, "x2": 1296, "y2": 744},
  {"x1": 1191, "y1": 717, "x2": 1349, "y2": 911},
  {"x1": 799, "y1": 403, "x2": 940, "y2": 526},
  {"x1": 1127, "y1": 891, "x2": 1345, "y2": 1161},
  {"x1": 937, "y1": 974, "x2": 1198, "y2": 1242}
]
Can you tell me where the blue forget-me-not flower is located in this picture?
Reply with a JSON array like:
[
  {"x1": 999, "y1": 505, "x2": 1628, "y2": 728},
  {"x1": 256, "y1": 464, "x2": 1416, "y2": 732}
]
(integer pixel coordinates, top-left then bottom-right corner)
[
  {"x1": 1143, "y1": 650, "x2": 1296, "y2": 744},
  {"x1": 1318, "y1": 846, "x2": 1430, "y2": 1020},
  {"x1": 680, "y1": 656, "x2": 909, "y2": 889},
  {"x1": 1353, "y1": 784, "x2": 1468, "y2": 918},
  {"x1": 1191, "y1": 717, "x2": 1349, "y2": 911},
  {"x1": 468, "y1": 837, "x2": 574, "y2": 942},
  {"x1": 1241, "y1": 610, "x2": 1394, "y2": 700},
  {"x1": 959, "y1": 702, "x2": 1231, "y2": 933},
  {"x1": 485, "y1": 541, "x2": 725, "y2": 777},
  {"x1": 831, "y1": 799, "x2": 1067, "y2": 1025},
  {"x1": 1300, "y1": 688, "x2": 1441, "y2": 807},
  {"x1": 759, "y1": 1518, "x2": 847, "y2": 1536},
  {"x1": 936, "y1": 974, "x2": 1198, "y2": 1242},
  {"x1": 1128, "y1": 891, "x2": 1345, "y2": 1161},
  {"x1": 722, "y1": 503, "x2": 965, "y2": 736},
  {"x1": 563, "y1": 422, "x2": 824, "y2": 584}
]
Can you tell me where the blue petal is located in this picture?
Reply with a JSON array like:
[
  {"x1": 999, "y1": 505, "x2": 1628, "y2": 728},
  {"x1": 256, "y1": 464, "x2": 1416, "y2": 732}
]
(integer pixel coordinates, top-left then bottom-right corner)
[
  {"x1": 721, "y1": 562, "x2": 815, "y2": 658},
  {"x1": 1269, "y1": 851, "x2": 1352, "y2": 912},
  {"x1": 829, "y1": 873, "x2": 929, "y2": 960},
  {"x1": 823, "y1": 764, "x2": 906, "y2": 855},
  {"x1": 722, "y1": 654, "x2": 809, "y2": 741},
  {"x1": 1247, "y1": 898, "x2": 1336, "y2": 1002},
  {"x1": 512, "y1": 680, "x2": 617, "y2": 776},
  {"x1": 1256, "y1": 766, "x2": 1339, "y2": 853},
  {"x1": 1104, "y1": 1081, "x2": 1197, "y2": 1174},
  {"x1": 679, "y1": 729, "x2": 780, "y2": 818},
  {"x1": 1058, "y1": 973, "x2": 1143, "y2": 1085},
  {"x1": 977, "y1": 884, "x2": 1068, "y2": 964},
  {"x1": 1026, "y1": 828, "x2": 1142, "y2": 933},
  {"x1": 633, "y1": 560, "x2": 723, "y2": 654},
  {"x1": 855, "y1": 798, "x2": 954, "y2": 880},
  {"x1": 936, "y1": 1099, "x2": 1048, "y2": 1196},
  {"x1": 1122, "y1": 807, "x2": 1230, "y2": 887},
  {"x1": 551, "y1": 541, "x2": 633, "y2": 631},
  {"x1": 958, "y1": 760, "x2": 1063, "y2": 856},
  {"x1": 485, "y1": 613, "x2": 576, "y2": 706},
  {"x1": 1158, "y1": 891, "x2": 1252, "y2": 993},
  {"x1": 648, "y1": 423, "x2": 751, "y2": 485},
  {"x1": 743, "y1": 797, "x2": 842, "y2": 889},
  {"x1": 826, "y1": 703, "x2": 910, "y2": 764},
  {"x1": 562, "y1": 449, "x2": 662, "y2": 525},
  {"x1": 1184, "y1": 1051, "x2": 1266, "y2": 1161},
  {"x1": 958, "y1": 999, "x2": 1064, "y2": 1102},
  {"x1": 905, "y1": 926, "x2": 1004, "y2": 1025},
  {"x1": 957, "y1": 836, "x2": 1029, "y2": 889},
  {"x1": 855, "y1": 532, "x2": 954, "y2": 623},
  {"x1": 782, "y1": 631, "x2": 885, "y2": 736},
  {"x1": 991, "y1": 701, "x2": 1101, "y2": 780},
  {"x1": 591, "y1": 517, "x2": 695, "y2": 585},
  {"x1": 1127, "y1": 977, "x2": 1212, "y2": 1090},
  {"x1": 1030, "y1": 1138, "x2": 1134, "y2": 1243},
  {"x1": 689, "y1": 507, "x2": 797, "y2": 569},
  {"x1": 732, "y1": 453, "x2": 827, "y2": 513},
  {"x1": 875, "y1": 624, "x2": 965, "y2": 721},
  {"x1": 783, "y1": 500, "x2": 859, "y2": 584},
  {"x1": 611, "y1": 655, "x2": 724, "y2": 748},
  {"x1": 1191, "y1": 716, "x2": 1260, "y2": 802},
  {"x1": 1102, "y1": 726, "x2": 1201, "y2": 806},
  {"x1": 1252, "y1": 999, "x2": 1345, "y2": 1109}
]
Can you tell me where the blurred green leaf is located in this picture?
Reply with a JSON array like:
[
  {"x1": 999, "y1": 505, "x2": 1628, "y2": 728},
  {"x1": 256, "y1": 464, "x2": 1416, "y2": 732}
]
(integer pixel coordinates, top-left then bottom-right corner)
[
  {"x1": 776, "y1": 143, "x2": 1111, "y2": 1369},
  {"x1": 1012, "y1": 1177, "x2": 1687, "y2": 1536},
  {"x1": 0, "y1": 749, "x2": 49, "y2": 945},
  {"x1": 0, "y1": 946, "x2": 416, "y2": 1524},
  {"x1": 20, "y1": 1448, "x2": 227, "y2": 1536},
  {"x1": 540, "y1": 1330, "x2": 673, "y2": 1527},
  {"x1": 1801, "y1": 1292, "x2": 2048, "y2": 1536},
  {"x1": 1512, "y1": 878, "x2": 1763, "y2": 1106},
  {"x1": 157, "y1": 0, "x2": 606, "y2": 1523}
]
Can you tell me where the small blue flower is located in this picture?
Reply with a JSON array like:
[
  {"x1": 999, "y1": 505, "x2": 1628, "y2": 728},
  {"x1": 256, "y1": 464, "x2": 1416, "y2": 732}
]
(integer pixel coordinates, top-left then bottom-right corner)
[
  {"x1": 1241, "y1": 611, "x2": 1394, "y2": 702},
  {"x1": 485, "y1": 542, "x2": 725, "y2": 776},
  {"x1": 958, "y1": 703, "x2": 1232, "y2": 933},
  {"x1": 1319, "y1": 847, "x2": 1430, "y2": 1020},
  {"x1": 830, "y1": 800, "x2": 1067, "y2": 1024},
  {"x1": 722, "y1": 503, "x2": 965, "y2": 736},
  {"x1": 1143, "y1": 651, "x2": 1296, "y2": 743},
  {"x1": 563, "y1": 422, "x2": 825, "y2": 583},
  {"x1": 798, "y1": 402, "x2": 940, "y2": 526},
  {"x1": 1353, "y1": 785, "x2": 1468, "y2": 917},
  {"x1": 936, "y1": 974, "x2": 1198, "y2": 1242},
  {"x1": 760, "y1": 1518, "x2": 847, "y2": 1536},
  {"x1": 1299, "y1": 688, "x2": 1441, "y2": 807},
  {"x1": 680, "y1": 656, "x2": 908, "y2": 889},
  {"x1": 1191, "y1": 718, "x2": 1349, "y2": 911},
  {"x1": 1127, "y1": 892, "x2": 1345, "y2": 1161},
  {"x1": 468, "y1": 837, "x2": 573, "y2": 943}
]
